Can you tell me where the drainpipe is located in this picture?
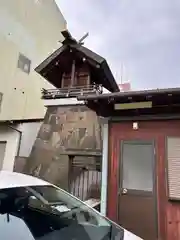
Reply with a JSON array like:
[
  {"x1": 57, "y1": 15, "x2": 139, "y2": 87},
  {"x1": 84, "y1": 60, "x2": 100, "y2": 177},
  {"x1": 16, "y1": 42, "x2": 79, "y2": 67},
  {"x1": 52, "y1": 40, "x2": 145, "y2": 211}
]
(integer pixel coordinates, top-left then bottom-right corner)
[
  {"x1": 100, "y1": 118, "x2": 109, "y2": 216},
  {"x1": 7, "y1": 124, "x2": 22, "y2": 157}
]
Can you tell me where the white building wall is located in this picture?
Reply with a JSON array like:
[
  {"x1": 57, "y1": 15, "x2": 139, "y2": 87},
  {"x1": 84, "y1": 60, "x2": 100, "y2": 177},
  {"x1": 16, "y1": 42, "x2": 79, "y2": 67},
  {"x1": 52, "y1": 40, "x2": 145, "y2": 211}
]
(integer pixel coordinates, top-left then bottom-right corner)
[
  {"x1": 0, "y1": 122, "x2": 42, "y2": 171},
  {"x1": 19, "y1": 122, "x2": 42, "y2": 157},
  {"x1": 44, "y1": 98, "x2": 85, "y2": 107},
  {"x1": 0, "y1": 0, "x2": 66, "y2": 121},
  {"x1": 0, "y1": 126, "x2": 20, "y2": 171}
]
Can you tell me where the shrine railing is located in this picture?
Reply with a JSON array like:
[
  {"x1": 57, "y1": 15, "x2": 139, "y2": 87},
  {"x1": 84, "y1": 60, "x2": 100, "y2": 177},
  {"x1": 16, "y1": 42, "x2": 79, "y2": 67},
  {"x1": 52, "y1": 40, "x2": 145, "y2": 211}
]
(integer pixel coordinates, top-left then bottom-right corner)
[{"x1": 41, "y1": 84, "x2": 103, "y2": 99}]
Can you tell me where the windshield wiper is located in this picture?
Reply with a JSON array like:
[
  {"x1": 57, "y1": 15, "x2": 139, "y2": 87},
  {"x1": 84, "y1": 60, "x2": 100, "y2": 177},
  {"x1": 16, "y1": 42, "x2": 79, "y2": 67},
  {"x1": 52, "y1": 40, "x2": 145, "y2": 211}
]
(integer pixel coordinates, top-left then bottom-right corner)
[
  {"x1": 48, "y1": 202, "x2": 66, "y2": 206},
  {"x1": 6, "y1": 213, "x2": 10, "y2": 223}
]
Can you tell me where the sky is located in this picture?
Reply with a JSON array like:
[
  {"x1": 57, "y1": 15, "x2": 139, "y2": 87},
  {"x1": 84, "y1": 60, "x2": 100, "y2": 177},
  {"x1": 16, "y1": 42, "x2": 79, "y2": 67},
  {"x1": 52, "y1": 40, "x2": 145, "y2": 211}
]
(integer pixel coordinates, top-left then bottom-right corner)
[{"x1": 56, "y1": 0, "x2": 180, "y2": 90}]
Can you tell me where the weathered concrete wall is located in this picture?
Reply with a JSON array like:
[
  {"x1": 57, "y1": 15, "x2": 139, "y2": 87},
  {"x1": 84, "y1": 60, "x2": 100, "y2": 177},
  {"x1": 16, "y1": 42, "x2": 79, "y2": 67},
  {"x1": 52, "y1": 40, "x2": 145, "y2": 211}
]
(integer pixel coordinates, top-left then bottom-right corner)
[
  {"x1": 24, "y1": 104, "x2": 102, "y2": 191},
  {"x1": 14, "y1": 156, "x2": 27, "y2": 173}
]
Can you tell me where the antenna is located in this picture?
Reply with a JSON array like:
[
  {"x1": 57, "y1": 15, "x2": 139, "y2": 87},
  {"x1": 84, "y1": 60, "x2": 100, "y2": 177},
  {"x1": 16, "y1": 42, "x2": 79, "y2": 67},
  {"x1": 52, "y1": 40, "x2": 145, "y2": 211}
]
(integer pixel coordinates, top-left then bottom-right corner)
[
  {"x1": 120, "y1": 63, "x2": 123, "y2": 84},
  {"x1": 78, "y1": 32, "x2": 89, "y2": 45}
]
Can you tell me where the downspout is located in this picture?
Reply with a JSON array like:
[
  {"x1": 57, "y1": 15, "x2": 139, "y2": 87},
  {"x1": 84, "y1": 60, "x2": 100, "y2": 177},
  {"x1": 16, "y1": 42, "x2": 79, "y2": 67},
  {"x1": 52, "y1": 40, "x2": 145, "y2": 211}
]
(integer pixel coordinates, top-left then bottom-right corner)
[
  {"x1": 100, "y1": 119, "x2": 109, "y2": 216},
  {"x1": 7, "y1": 124, "x2": 22, "y2": 157}
]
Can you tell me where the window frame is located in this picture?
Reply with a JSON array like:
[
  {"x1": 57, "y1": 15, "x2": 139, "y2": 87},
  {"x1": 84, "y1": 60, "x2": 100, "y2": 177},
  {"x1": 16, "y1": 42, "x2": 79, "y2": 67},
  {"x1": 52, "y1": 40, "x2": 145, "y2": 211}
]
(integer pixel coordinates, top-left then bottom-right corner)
[
  {"x1": 119, "y1": 139, "x2": 155, "y2": 196},
  {"x1": 17, "y1": 53, "x2": 31, "y2": 74}
]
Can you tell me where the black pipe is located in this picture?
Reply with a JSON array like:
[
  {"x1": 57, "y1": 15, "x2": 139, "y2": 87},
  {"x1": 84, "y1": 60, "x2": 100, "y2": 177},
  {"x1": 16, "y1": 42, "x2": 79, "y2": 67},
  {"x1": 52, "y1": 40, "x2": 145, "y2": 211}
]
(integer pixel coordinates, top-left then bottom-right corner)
[{"x1": 7, "y1": 125, "x2": 22, "y2": 157}]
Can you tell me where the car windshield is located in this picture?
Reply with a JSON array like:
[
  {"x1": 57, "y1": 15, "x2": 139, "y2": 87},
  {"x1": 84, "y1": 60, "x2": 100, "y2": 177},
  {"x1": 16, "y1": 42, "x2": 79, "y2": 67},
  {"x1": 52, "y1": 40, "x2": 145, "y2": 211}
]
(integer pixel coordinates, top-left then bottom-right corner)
[{"x1": 0, "y1": 185, "x2": 124, "y2": 240}]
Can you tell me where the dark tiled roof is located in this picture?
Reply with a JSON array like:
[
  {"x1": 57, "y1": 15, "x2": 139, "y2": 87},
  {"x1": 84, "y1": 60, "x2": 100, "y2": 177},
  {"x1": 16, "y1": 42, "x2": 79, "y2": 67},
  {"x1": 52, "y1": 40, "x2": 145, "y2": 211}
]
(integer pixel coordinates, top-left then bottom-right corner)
[{"x1": 35, "y1": 31, "x2": 119, "y2": 93}]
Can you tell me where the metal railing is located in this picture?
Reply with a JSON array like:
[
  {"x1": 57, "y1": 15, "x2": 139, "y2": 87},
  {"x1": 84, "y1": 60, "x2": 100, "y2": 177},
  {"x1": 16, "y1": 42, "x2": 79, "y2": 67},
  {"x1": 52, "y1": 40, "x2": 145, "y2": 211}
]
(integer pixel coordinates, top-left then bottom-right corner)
[{"x1": 41, "y1": 84, "x2": 103, "y2": 99}]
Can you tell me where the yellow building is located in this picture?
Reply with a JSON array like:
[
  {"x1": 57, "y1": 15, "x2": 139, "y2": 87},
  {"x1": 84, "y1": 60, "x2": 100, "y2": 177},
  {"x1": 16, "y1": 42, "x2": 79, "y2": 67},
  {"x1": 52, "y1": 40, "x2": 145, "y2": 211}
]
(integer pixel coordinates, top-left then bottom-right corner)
[
  {"x1": 0, "y1": 0, "x2": 66, "y2": 121},
  {"x1": 0, "y1": 0, "x2": 67, "y2": 171}
]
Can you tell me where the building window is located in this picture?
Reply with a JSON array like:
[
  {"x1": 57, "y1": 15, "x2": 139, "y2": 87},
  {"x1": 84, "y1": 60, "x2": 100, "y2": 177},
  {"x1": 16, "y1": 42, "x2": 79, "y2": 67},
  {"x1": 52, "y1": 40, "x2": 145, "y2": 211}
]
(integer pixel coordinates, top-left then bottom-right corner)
[
  {"x1": 121, "y1": 141, "x2": 154, "y2": 192},
  {"x1": 17, "y1": 53, "x2": 31, "y2": 74},
  {"x1": 167, "y1": 137, "x2": 180, "y2": 200}
]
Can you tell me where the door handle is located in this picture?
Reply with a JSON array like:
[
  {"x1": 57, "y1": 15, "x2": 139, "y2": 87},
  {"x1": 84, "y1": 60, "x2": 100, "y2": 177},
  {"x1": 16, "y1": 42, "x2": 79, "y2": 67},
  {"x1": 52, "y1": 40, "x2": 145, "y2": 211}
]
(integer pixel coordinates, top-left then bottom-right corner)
[{"x1": 122, "y1": 188, "x2": 128, "y2": 194}]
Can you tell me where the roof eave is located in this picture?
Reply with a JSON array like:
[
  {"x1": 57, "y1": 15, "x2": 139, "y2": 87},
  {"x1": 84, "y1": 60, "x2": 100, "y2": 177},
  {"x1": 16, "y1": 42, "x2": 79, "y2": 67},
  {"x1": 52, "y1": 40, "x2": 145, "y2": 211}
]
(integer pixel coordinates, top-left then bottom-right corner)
[
  {"x1": 100, "y1": 61, "x2": 119, "y2": 92},
  {"x1": 77, "y1": 87, "x2": 180, "y2": 101},
  {"x1": 35, "y1": 45, "x2": 68, "y2": 74},
  {"x1": 34, "y1": 43, "x2": 119, "y2": 93}
]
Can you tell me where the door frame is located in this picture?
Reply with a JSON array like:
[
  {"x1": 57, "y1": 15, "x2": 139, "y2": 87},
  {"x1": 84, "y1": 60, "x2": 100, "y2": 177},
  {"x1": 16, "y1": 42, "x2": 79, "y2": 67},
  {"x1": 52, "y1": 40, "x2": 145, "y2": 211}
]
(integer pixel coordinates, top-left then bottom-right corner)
[{"x1": 117, "y1": 139, "x2": 158, "y2": 237}]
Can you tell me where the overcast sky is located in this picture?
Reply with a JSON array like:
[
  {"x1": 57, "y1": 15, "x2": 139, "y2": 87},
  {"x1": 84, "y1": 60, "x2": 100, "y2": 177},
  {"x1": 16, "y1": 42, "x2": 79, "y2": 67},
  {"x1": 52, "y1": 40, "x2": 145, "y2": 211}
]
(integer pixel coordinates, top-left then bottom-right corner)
[{"x1": 56, "y1": 0, "x2": 180, "y2": 90}]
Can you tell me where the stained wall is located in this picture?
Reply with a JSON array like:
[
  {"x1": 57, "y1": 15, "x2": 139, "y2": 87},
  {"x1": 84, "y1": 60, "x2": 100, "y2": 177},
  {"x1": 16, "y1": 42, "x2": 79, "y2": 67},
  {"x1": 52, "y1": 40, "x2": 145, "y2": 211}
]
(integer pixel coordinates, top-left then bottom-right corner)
[{"x1": 24, "y1": 104, "x2": 102, "y2": 191}]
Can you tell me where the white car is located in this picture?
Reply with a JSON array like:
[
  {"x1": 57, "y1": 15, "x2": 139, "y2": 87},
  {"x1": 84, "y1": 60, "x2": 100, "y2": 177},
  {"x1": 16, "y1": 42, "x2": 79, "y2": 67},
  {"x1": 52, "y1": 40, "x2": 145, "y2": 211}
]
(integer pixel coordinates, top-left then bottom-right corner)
[{"x1": 0, "y1": 171, "x2": 142, "y2": 240}]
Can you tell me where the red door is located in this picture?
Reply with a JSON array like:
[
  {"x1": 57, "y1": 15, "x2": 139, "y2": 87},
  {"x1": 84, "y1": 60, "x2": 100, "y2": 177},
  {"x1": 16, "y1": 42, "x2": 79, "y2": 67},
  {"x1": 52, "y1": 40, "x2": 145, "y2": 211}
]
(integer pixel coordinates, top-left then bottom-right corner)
[
  {"x1": 118, "y1": 140, "x2": 157, "y2": 240},
  {"x1": 108, "y1": 122, "x2": 160, "y2": 240},
  {"x1": 108, "y1": 121, "x2": 180, "y2": 240}
]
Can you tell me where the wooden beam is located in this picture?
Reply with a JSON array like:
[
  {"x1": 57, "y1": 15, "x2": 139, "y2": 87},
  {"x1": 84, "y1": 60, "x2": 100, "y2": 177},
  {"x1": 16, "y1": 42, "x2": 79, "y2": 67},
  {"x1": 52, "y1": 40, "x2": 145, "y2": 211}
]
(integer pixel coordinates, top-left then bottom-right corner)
[
  {"x1": 109, "y1": 114, "x2": 180, "y2": 122},
  {"x1": 60, "y1": 149, "x2": 102, "y2": 157},
  {"x1": 114, "y1": 101, "x2": 152, "y2": 110}
]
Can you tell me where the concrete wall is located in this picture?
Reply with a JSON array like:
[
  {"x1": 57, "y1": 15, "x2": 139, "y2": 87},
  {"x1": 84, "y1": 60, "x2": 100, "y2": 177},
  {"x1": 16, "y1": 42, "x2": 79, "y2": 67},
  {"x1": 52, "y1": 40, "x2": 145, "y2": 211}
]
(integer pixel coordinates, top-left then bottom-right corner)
[
  {"x1": 0, "y1": 125, "x2": 20, "y2": 171},
  {"x1": 24, "y1": 103, "x2": 102, "y2": 190},
  {"x1": 0, "y1": 0, "x2": 66, "y2": 121},
  {"x1": 13, "y1": 121, "x2": 43, "y2": 173},
  {"x1": 0, "y1": 122, "x2": 42, "y2": 172},
  {"x1": 19, "y1": 122, "x2": 42, "y2": 157}
]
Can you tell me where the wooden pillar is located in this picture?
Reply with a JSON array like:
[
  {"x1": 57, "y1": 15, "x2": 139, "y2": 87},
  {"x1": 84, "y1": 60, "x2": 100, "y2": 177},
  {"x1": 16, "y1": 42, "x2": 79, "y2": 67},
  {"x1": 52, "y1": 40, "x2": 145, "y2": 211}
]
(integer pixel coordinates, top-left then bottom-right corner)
[
  {"x1": 68, "y1": 155, "x2": 75, "y2": 191},
  {"x1": 70, "y1": 60, "x2": 76, "y2": 87},
  {"x1": 87, "y1": 72, "x2": 90, "y2": 86},
  {"x1": 101, "y1": 120, "x2": 109, "y2": 216}
]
